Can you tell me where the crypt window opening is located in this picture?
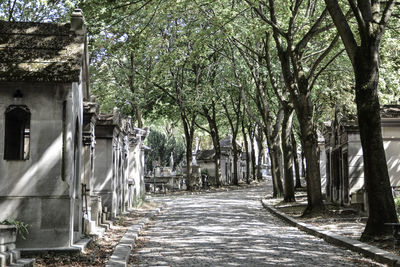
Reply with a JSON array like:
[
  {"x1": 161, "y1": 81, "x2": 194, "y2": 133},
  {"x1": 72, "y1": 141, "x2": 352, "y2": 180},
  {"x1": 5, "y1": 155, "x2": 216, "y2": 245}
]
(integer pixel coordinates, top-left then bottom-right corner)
[{"x1": 4, "y1": 105, "x2": 31, "y2": 160}]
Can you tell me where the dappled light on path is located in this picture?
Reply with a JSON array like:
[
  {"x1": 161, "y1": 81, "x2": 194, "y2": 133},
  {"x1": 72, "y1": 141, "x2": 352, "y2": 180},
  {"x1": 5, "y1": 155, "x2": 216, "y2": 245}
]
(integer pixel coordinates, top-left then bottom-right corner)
[{"x1": 131, "y1": 185, "x2": 383, "y2": 266}]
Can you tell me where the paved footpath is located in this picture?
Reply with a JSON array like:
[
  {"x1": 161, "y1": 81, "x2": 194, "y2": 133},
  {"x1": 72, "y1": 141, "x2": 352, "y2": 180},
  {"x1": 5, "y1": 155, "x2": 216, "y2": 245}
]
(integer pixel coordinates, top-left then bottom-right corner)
[{"x1": 131, "y1": 183, "x2": 383, "y2": 266}]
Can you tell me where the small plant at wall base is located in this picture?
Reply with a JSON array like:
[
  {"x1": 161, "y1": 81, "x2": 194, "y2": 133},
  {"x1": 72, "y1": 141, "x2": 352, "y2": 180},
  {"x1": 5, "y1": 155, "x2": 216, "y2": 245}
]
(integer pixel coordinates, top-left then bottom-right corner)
[
  {"x1": 395, "y1": 196, "x2": 400, "y2": 221},
  {"x1": 0, "y1": 219, "x2": 29, "y2": 239}
]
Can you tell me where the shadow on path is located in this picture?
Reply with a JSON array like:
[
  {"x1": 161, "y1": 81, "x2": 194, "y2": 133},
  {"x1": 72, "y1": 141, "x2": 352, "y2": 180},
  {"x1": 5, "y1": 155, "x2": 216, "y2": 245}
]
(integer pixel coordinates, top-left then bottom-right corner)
[{"x1": 131, "y1": 184, "x2": 382, "y2": 266}]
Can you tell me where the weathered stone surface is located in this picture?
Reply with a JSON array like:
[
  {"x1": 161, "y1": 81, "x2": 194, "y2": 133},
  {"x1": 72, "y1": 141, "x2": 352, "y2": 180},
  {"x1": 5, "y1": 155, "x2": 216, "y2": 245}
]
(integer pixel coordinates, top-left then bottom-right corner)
[
  {"x1": 0, "y1": 21, "x2": 71, "y2": 35},
  {"x1": 0, "y1": 226, "x2": 16, "y2": 251},
  {"x1": 0, "y1": 21, "x2": 85, "y2": 82}
]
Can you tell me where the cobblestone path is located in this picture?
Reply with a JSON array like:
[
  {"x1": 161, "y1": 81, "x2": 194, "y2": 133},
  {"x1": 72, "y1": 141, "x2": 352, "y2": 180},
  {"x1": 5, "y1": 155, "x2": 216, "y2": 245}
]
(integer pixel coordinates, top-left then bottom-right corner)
[{"x1": 131, "y1": 183, "x2": 382, "y2": 266}]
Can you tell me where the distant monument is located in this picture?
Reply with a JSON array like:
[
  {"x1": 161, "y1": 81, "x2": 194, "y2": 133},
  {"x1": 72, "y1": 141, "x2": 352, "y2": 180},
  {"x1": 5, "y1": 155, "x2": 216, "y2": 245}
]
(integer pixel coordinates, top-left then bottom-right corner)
[{"x1": 169, "y1": 152, "x2": 174, "y2": 171}]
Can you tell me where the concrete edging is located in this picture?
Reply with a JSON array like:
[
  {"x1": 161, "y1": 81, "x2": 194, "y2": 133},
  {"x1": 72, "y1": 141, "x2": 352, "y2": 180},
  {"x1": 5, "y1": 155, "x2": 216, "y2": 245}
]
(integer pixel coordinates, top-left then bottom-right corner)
[
  {"x1": 261, "y1": 199, "x2": 400, "y2": 267},
  {"x1": 105, "y1": 205, "x2": 166, "y2": 267}
]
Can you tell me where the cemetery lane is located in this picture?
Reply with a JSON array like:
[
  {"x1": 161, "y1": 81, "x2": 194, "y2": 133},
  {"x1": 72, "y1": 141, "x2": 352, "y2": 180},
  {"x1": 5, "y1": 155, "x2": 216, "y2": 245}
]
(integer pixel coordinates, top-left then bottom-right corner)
[{"x1": 131, "y1": 183, "x2": 383, "y2": 266}]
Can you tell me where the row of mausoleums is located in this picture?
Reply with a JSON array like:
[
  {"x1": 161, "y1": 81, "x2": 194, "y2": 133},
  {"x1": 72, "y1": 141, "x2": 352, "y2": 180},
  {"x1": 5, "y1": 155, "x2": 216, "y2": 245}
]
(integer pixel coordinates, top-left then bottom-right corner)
[
  {"x1": 147, "y1": 134, "x2": 269, "y2": 192},
  {"x1": 0, "y1": 10, "x2": 148, "y2": 251},
  {"x1": 320, "y1": 105, "x2": 400, "y2": 210},
  {"x1": 195, "y1": 134, "x2": 269, "y2": 186}
]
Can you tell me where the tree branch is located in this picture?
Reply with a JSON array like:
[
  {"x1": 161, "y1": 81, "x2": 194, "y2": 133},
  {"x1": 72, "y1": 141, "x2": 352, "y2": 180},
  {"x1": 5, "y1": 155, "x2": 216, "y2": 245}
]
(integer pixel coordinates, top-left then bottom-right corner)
[
  {"x1": 295, "y1": 8, "x2": 329, "y2": 55},
  {"x1": 244, "y1": 0, "x2": 288, "y2": 38},
  {"x1": 309, "y1": 49, "x2": 345, "y2": 91},
  {"x1": 324, "y1": 0, "x2": 358, "y2": 66},
  {"x1": 307, "y1": 33, "x2": 340, "y2": 80}
]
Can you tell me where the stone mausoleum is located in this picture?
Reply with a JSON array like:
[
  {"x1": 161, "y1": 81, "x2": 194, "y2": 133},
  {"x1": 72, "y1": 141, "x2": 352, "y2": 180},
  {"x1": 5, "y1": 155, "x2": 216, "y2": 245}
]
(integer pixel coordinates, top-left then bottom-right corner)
[
  {"x1": 93, "y1": 108, "x2": 148, "y2": 220},
  {"x1": 0, "y1": 10, "x2": 148, "y2": 252},
  {"x1": 323, "y1": 105, "x2": 400, "y2": 208},
  {"x1": 196, "y1": 134, "x2": 245, "y2": 186},
  {"x1": 0, "y1": 10, "x2": 89, "y2": 249}
]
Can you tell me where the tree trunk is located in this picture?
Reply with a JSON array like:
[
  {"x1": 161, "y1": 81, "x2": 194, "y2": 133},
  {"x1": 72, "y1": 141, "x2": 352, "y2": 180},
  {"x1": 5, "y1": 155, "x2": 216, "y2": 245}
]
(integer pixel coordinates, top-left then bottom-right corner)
[
  {"x1": 242, "y1": 121, "x2": 250, "y2": 184},
  {"x1": 282, "y1": 106, "x2": 295, "y2": 202},
  {"x1": 213, "y1": 136, "x2": 222, "y2": 187},
  {"x1": 255, "y1": 129, "x2": 264, "y2": 181},
  {"x1": 181, "y1": 112, "x2": 196, "y2": 191},
  {"x1": 266, "y1": 127, "x2": 284, "y2": 198},
  {"x1": 129, "y1": 52, "x2": 143, "y2": 128},
  {"x1": 186, "y1": 150, "x2": 194, "y2": 191},
  {"x1": 202, "y1": 103, "x2": 222, "y2": 187},
  {"x1": 264, "y1": 107, "x2": 285, "y2": 198},
  {"x1": 354, "y1": 47, "x2": 398, "y2": 240},
  {"x1": 292, "y1": 131, "x2": 302, "y2": 189},
  {"x1": 268, "y1": 144, "x2": 284, "y2": 198},
  {"x1": 248, "y1": 126, "x2": 257, "y2": 181},
  {"x1": 300, "y1": 132, "x2": 324, "y2": 214},
  {"x1": 133, "y1": 101, "x2": 143, "y2": 128},
  {"x1": 232, "y1": 139, "x2": 239, "y2": 186},
  {"x1": 184, "y1": 136, "x2": 194, "y2": 191},
  {"x1": 296, "y1": 97, "x2": 324, "y2": 215},
  {"x1": 272, "y1": 141, "x2": 284, "y2": 195},
  {"x1": 301, "y1": 151, "x2": 306, "y2": 178}
]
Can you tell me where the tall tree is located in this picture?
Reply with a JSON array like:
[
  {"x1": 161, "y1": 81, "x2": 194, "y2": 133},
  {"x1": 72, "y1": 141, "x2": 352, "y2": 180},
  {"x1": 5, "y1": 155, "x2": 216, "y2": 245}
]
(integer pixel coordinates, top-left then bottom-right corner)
[
  {"x1": 221, "y1": 85, "x2": 242, "y2": 186},
  {"x1": 246, "y1": 0, "x2": 340, "y2": 214},
  {"x1": 324, "y1": 0, "x2": 399, "y2": 240},
  {"x1": 197, "y1": 99, "x2": 223, "y2": 187},
  {"x1": 241, "y1": 109, "x2": 251, "y2": 184},
  {"x1": 292, "y1": 131, "x2": 302, "y2": 189},
  {"x1": 231, "y1": 33, "x2": 285, "y2": 196},
  {"x1": 248, "y1": 123, "x2": 257, "y2": 181}
]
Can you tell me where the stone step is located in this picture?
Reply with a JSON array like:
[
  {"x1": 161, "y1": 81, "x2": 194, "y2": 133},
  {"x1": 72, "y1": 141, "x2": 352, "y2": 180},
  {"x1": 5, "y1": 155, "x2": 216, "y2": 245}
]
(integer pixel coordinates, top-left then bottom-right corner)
[
  {"x1": 85, "y1": 219, "x2": 106, "y2": 238},
  {"x1": 8, "y1": 258, "x2": 34, "y2": 267},
  {"x1": 0, "y1": 250, "x2": 34, "y2": 267}
]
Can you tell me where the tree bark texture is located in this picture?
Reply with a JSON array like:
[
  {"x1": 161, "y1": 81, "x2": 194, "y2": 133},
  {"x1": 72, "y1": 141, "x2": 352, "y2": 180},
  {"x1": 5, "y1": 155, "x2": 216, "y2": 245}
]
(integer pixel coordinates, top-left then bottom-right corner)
[
  {"x1": 301, "y1": 151, "x2": 306, "y2": 178},
  {"x1": 265, "y1": 108, "x2": 285, "y2": 197},
  {"x1": 270, "y1": 144, "x2": 284, "y2": 197},
  {"x1": 354, "y1": 47, "x2": 398, "y2": 240},
  {"x1": 203, "y1": 104, "x2": 222, "y2": 187},
  {"x1": 324, "y1": 0, "x2": 398, "y2": 239},
  {"x1": 248, "y1": 127, "x2": 257, "y2": 181},
  {"x1": 296, "y1": 96, "x2": 324, "y2": 214},
  {"x1": 282, "y1": 106, "x2": 295, "y2": 202},
  {"x1": 255, "y1": 129, "x2": 264, "y2": 181},
  {"x1": 129, "y1": 52, "x2": 143, "y2": 128},
  {"x1": 232, "y1": 139, "x2": 239, "y2": 186},
  {"x1": 182, "y1": 113, "x2": 196, "y2": 191},
  {"x1": 242, "y1": 121, "x2": 251, "y2": 184},
  {"x1": 213, "y1": 140, "x2": 222, "y2": 187},
  {"x1": 292, "y1": 132, "x2": 302, "y2": 188},
  {"x1": 185, "y1": 142, "x2": 194, "y2": 191}
]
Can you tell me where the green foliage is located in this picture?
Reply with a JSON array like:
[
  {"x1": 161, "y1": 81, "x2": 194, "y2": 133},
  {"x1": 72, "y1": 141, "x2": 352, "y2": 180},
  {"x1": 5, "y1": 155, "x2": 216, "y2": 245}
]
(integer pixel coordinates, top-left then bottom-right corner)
[
  {"x1": 145, "y1": 129, "x2": 186, "y2": 171},
  {"x1": 4, "y1": 0, "x2": 400, "y2": 148},
  {"x1": 395, "y1": 196, "x2": 400, "y2": 220},
  {"x1": 0, "y1": 0, "x2": 77, "y2": 22},
  {"x1": 0, "y1": 219, "x2": 29, "y2": 240}
]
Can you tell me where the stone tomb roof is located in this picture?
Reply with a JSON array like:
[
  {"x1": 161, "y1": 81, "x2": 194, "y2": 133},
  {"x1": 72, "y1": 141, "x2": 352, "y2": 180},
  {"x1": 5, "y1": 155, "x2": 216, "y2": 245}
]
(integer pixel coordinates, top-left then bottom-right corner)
[
  {"x1": 381, "y1": 105, "x2": 400, "y2": 118},
  {"x1": 0, "y1": 12, "x2": 86, "y2": 82},
  {"x1": 220, "y1": 134, "x2": 242, "y2": 150},
  {"x1": 323, "y1": 104, "x2": 400, "y2": 147},
  {"x1": 196, "y1": 149, "x2": 215, "y2": 161}
]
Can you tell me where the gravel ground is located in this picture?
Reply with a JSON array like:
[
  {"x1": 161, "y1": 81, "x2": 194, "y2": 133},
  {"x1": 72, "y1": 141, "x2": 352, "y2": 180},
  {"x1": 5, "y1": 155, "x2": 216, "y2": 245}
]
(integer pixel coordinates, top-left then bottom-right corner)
[{"x1": 130, "y1": 182, "x2": 383, "y2": 266}]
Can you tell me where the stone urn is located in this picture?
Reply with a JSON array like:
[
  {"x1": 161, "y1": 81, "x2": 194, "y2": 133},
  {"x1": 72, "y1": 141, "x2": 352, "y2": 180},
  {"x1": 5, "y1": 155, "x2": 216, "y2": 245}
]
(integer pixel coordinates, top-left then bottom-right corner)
[{"x1": 0, "y1": 225, "x2": 17, "y2": 252}]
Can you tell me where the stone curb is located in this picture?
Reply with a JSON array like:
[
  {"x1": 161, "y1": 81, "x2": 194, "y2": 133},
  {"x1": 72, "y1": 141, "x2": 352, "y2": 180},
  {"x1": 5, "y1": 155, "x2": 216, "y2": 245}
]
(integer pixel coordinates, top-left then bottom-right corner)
[
  {"x1": 105, "y1": 205, "x2": 166, "y2": 267},
  {"x1": 261, "y1": 199, "x2": 400, "y2": 267}
]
